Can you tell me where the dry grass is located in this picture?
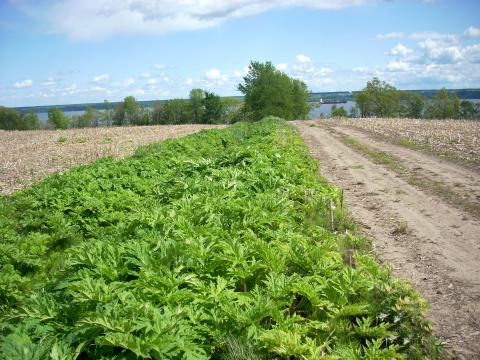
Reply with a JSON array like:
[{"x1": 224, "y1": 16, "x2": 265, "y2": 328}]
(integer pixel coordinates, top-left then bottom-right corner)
[
  {"x1": 0, "y1": 124, "x2": 225, "y2": 195},
  {"x1": 320, "y1": 118, "x2": 480, "y2": 169}
]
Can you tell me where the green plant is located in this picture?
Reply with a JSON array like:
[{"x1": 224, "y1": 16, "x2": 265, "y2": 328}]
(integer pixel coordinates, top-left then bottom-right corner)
[{"x1": 0, "y1": 118, "x2": 441, "y2": 359}]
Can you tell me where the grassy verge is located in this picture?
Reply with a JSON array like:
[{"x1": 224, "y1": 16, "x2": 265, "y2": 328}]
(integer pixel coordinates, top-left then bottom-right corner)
[
  {"x1": 0, "y1": 118, "x2": 441, "y2": 359},
  {"x1": 327, "y1": 127, "x2": 480, "y2": 219}
]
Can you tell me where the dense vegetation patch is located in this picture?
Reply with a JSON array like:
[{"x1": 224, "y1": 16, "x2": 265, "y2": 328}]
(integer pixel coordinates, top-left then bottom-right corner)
[{"x1": 0, "y1": 118, "x2": 440, "y2": 359}]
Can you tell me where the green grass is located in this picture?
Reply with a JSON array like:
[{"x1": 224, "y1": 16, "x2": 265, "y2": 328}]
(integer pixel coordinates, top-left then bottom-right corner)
[{"x1": 0, "y1": 118, "x2": 442, "y2": 359}]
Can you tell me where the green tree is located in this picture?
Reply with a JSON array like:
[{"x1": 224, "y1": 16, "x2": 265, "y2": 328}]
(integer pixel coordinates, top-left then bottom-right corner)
[
  {"x1": 112, "y1": 103, "x2": 126, "y2": 126},
  {"x1": 124, "y1": 96, "x2": 142, "y2": 125},
  {"x1": 291, "y1": 79, "x2": 310, "y2": 119},
  {"x1": 152, "y1": 101, "x2": 164, "y2": 124},
  {"x1": 48, "y1": 108, "x2": 69, "y2": 129},
  {"x1": 330, "y1": 105, "x2": 348, "y2": 118},
  {"x1": 202, "y1": 91, "x2": 224, "y2": 124},
  {"x1": 399, "y1": 92, "x2": 424, "y2": 118},
  {"x1": 0, "y1": 107, "x2": 40, "y2": 130},
  {"x1": 425, "y1": 89, "x2": 461, "y2": 119},
  {"x1": 356, "y1": 78, "x2": 400, "y2": 117},
  {"x1": 161, "y1": 99, "x2": 190, "y2": 124},
  {"x1": 22, "y1": 113, "x2": 41, "y2": 130},
  {"x1": 238, "y1": 61, "x2": 309, "y2": 121},
  {"x1": 459, "y1": 100, "x2": 479, "y2": 119},
  {"x1": 349, "y1": 106, "x2": 359, "y2": 118},
  {"x1": 102, "y1": 100, "x2": 113, "y2": 126},
  {"x1": 189, "y1": 88, "x2": 205, "y2": 123}
]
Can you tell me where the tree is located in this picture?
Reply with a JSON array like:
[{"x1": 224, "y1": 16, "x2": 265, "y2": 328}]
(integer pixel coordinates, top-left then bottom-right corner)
[
  {"x1": 460, "y1": 100, "x2": 479, "y2": 119},
  {"x1": 237, "y1": 61, "x2": 309, "y2": 121},
  {"x1": 0, "y1": 107, "x2": 40, "y2": 130},
  {"x1": 355, "y1": 78, "x2": 400, "y2": 117},
  {"x1": 399, "y1": 92, "x2": 424, "y2": 118},
  {"x1": 189, "y1": 89, "x2": 205, "y2": 123},
  {"x1": 152, "y1": 101, "x2": 164, "y2": 124},
  {"x1": 202, "y1": 91, "x2": 224, "y2": 124},
  {"x1": 425, "y1": 89, "x2": 460, "y2": 119},
  {"x1": 349, "y1": 106, "x2": 359, "y2": 118},
  {"x1": 48, "y1": 108, "x2": 69, "y2": 129},
  {"x1": 124, "y1": 96, "x2": 142, "y2": 125},
  {"x1": 22, "y1": 113, "x2": 41, "y2": 130},
  {"x1": 330, "y1": 105, "x2": 348, "y2": 118},
  {"x1": 161, "y1": 99, "x2": 190, "y2": 124}
]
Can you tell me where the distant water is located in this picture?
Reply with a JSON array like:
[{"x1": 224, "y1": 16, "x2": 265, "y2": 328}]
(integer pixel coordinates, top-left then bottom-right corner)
[
  {"x1": 32, "y1": 99, "x2": 479, "y2": 122},
  {"x1": 309, "y1": 101, "x2": 357, "y2": 119}
]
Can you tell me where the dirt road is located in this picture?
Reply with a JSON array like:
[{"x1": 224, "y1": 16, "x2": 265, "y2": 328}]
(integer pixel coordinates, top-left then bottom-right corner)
[{"x1": 293, "y1": 120, "x2": 480, "y2": 359}]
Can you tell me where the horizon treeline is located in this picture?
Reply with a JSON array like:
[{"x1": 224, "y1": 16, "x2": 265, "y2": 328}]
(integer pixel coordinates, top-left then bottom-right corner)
[{"x1": 1, "y1": 63, "x2": 480, "y2": 130}]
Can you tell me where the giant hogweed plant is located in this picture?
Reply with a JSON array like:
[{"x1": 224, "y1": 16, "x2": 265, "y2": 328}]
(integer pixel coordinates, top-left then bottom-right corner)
[{"x1": 0, "y1": 118, "x2": 441, "y2": 359}]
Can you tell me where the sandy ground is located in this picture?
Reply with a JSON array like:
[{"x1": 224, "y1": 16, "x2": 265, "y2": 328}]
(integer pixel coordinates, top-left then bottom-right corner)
[
  {"x1": 0, "y1": 124, "x2": 225, "y2": 195},
  {"x1": 294, "y1": 120, "x2": 480, "y2": 359}
]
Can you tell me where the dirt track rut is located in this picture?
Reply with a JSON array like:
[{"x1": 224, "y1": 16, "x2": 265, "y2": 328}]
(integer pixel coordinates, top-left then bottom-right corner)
[{"x1": 293, "y1": 120, "x2": 480, "y2": 359}]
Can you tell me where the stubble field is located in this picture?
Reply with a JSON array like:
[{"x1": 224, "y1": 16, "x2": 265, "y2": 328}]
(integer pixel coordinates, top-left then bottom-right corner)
[
  {"x1": 321, "y1": 117, "x2": 480, "y2": 169},
  {"x1": 0, "y1": 124, "x2": 225, "y2": 195}
]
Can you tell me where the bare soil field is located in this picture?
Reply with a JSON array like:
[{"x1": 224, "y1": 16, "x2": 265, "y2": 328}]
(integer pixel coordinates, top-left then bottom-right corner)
[
  {"x1": 321, "y1": 117, "x2": 480, "y2": 170},
  {"x1": 294, "y1": 120, "x2": 480, "y2": 359},
  {"x1": 0, "y1": 124, "x2": 225, "y2": 195}
]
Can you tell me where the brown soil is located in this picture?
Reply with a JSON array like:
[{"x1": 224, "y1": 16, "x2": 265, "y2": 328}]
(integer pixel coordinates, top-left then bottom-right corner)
[
  {"x1": 0, "y1": 124, "x2": 225, "y2": 195},
  {"x1": 294, "y1": 120, "x2": 480, "y2": 359}
]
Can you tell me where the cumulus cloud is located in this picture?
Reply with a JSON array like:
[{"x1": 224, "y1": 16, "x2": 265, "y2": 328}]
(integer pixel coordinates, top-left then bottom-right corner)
[
  {"x1": 140, "y1": 72, "x2": 151, "y2": 78},
  {"x1": 91, "y1": 85, "x2": 107, "y2": 91},
  {"x1": 93, "y1": 74, "x2": 110, "y2": 83},
  {"x1": 146, "y1": 78, "x2": 158, "y2": 85},
  {"x1": 376, "y1": 31, "x2": 458, "y2": 42},
  {"x1": 13, "y1": 79, "x2": 33, "y2": 89},
  {"x1": 50, "y1": 0, "x2": 371, "y2": 40},
  {"x1": 276, "y1": 63, "x2": 288, "y2": 71},
  {"x1": 419, "y1": 38, "x2": 463, "y2": 63},
  {"x1": 388, "y1": 43, "x2": 413, "y2": 57},
  {"x1": 154, "y1": 64, "x2": 165, "y2": 69},
  {"x1": 296, "y1": 54, "x2": 311, "y2": 63},
  {"x1": 385, "y1": 60, "x2": 410, "y2": 72},
  {"x1": 464, "y1": 26, "x2": 480, "y2": 38},
  {"x1": 185, "y1": 77, "x2": 193, "y2": 85}
]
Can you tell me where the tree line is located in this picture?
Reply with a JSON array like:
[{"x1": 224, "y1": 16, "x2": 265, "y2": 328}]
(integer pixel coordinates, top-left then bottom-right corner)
[
  {"x1": 329, "y1": 77, "x2": 479, "y2": 119},
  {"x1": 2, "y1": 64, "x2": 479, "y2": 131}
]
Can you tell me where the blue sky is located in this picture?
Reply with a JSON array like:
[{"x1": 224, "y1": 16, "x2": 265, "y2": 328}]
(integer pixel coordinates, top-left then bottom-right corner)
[{"x1": 1, "y1": 0, "x2": 479, "y2": 107}]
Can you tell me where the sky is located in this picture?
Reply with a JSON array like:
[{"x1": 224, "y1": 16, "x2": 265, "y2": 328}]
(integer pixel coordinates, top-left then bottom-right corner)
[{"x1": 0, "y1": 0, "x2": 479, "y2": 107}]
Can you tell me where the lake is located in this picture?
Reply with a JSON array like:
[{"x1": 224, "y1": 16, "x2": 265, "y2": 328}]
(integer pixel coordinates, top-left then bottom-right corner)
[{"x1": 308, "y1": 101, "x2": 357, "y2": 119}]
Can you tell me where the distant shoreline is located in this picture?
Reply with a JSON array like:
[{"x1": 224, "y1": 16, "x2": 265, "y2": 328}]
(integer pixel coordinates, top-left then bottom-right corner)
[{"x1": 13, "y1": 88, "x2": 480, "y2": 114}]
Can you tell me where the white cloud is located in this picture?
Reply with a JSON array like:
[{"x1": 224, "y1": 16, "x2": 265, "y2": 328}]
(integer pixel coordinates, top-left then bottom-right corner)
[
  {"x1": 296, "y1": 54, "x2": 311, "y2": 63},
  {"x1": 123, "y1": 77, "x2": 135, "y2": 86},
  {"x1": 375, "y1": 32, "x2": 406, "y2": 40},
  {"x1": 163, "y1": 76, "x2": 170, "y2": 82},
  {"x1": 205, "y1": 68, "x2": 221, "y2": 80},
  {"x1": 376, "y1": 31, "x2": 458, "y2": 42},
  {"x1": 233, "y1": 66, "x2": 249, "y2": 78},
  {"x1": 276, "y1": 63, "x2": 288, "y2": 71},
  {"x1": 93, "y1": 74, "x2": 110, "y2": 83},
  {"x1": 154, "y1": 64, "x2": 165, "y2": 69},
  {"x1": 140, "y1": 72, "x2": 151, "y2": 78},
  {"x1": 388, "y1": 43, "x2": 413, "y2": 57},
  {"x1": 13, "y1": 79, "x2": 33, "y2": 89},
  {"x1": 185, "y1": 77, "x2": 193, "y2": 85},
  {"x1": 419, "y1": 38, "x2": 463, "y2": 63},
  {"x1": 464, "y1": 26, "x2": 480, "y2": 38},
  {"x1": 51, "y1": 0, "x2": 371, "y2": 40},
  {"x1": 147, "y1": 78, "x2": 158, "y2": 85},
  {"x1": 134, "y1": 88, "x2": 145, "y2": 95},
  {"x1": 385, "y1": 60, "x2": 410, "y2": 72}
]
